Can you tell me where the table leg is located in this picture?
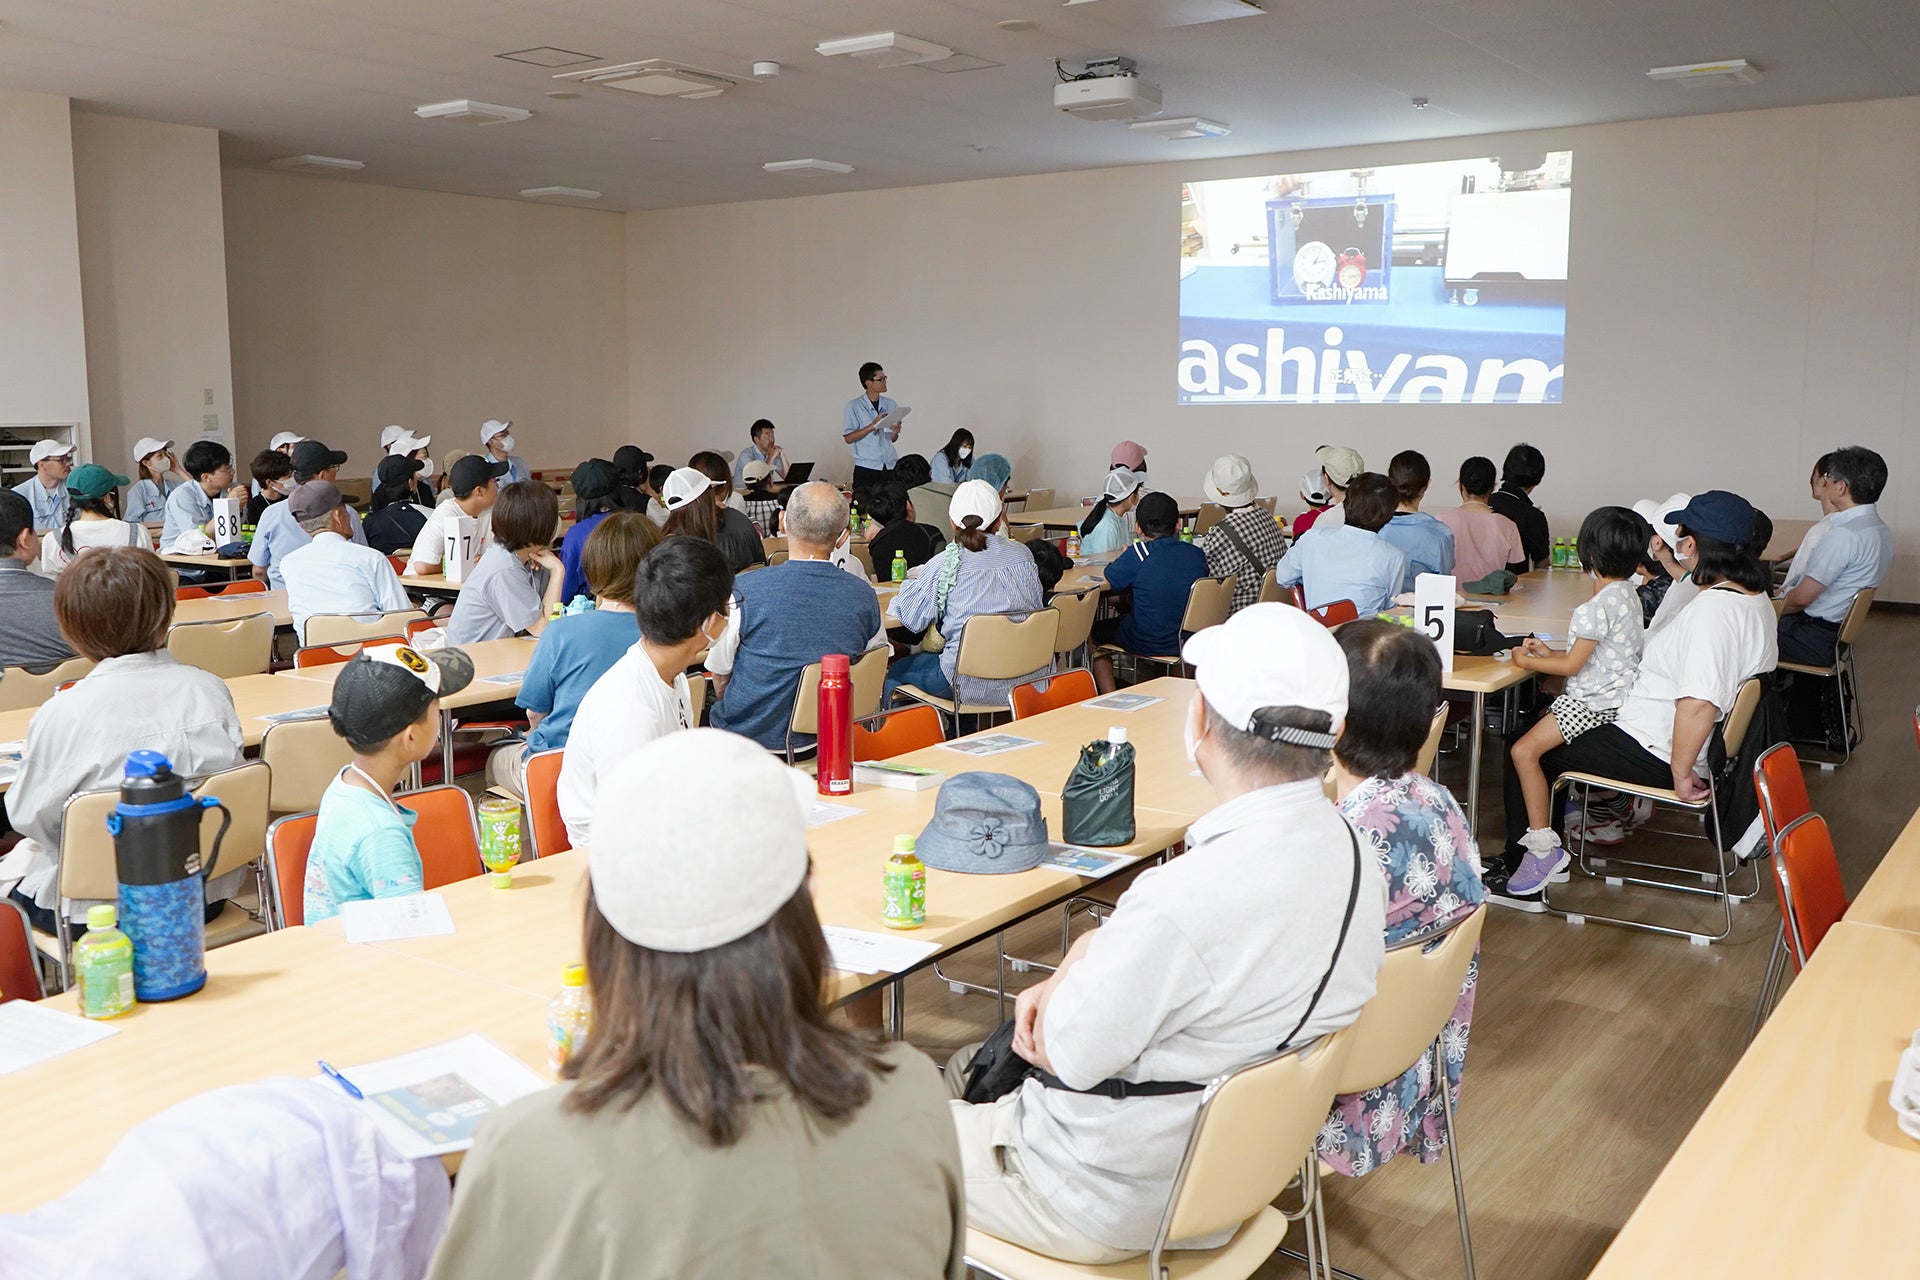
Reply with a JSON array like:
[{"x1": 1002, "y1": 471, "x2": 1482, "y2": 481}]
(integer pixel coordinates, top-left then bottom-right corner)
[
  {"x1": 888, "y1": 979, "x2": 905, "y2": 1042},
  {"x1": 440, "y1": 707, "x2": 455, "y2": 786}
]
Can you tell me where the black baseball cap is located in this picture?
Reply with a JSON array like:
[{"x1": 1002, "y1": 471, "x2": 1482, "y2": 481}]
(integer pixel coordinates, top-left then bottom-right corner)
[
  {"x1": 571, "y1": 457, "x2": 617, "y2": 502},
  {"x1": 449, "y1": 454, "x2": 510, "y2": 498},
  {"x1": 290, "y1": 439, "x2": 349, "y2": 477},
  {"x1": 329, "y1": 644, "x2": 476, "y2": 748},
  {"x1": 376, "y1": 455, "x2": 424, "y2": 488}
]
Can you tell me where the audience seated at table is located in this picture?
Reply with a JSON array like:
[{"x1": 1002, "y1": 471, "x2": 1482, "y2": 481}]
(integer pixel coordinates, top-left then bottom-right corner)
[
  {"x1": 865, "y1": 481, "x2": 946, "y2": 578},
  {"x1": 708, "y1": 482, "x2": 882, "y2": 755},
  {"x1": 556, "y1": 457, "x2": 619, "y2": 602},
  {"x1": 931, "y1": 428, "x2": 974, "y2": 484},
  {"x1": 1, "y1": 547, "x2": 246, "y2": 935},
  {"x1": 1435, "y1": 456, "x2": 1524, "y2": 588},
  {"x1": 608, "y1": 444, "x2": 654, "y2": 517},
  {"x1": 12, "y1": 439, "x2": 75, "y2": 534},
  {"x1": 1292, "y1": 444, "x2": 1364, "y2": 538},
  {"x1": 487, "y1": 512, "x2": 658, "y2": 801},
  {"x1": 444, "y1": 481, "x2": 566, "y2": 645},
  {"x1": 39, "y1": 464, "x2": 146, "y2": 576},
  {"x1": 1777, "y1": 445, "x2": 1891, "y2": 666},
  {"x1": 279, "y1": 482, "x2": 412, "y2": 644},
  {"x1": 159, "y1": 440, "x2": 234, "y2": 550},
  {"x1": 1275, "y1": 472, "x2": 1408, "y2": 616},
  {"x1": 242, "y1": 448, "x2": 291, "y2": 528},
  {"x1": 304, "y1": 643, "x2": 474, "y2": 923},
  {"x1": 690, "y1": 450, "x2": 769, "y2": 575},
  {"x1": 1028, "y1": 537, "x2": 1072, "y2": 602},
  {"x1": 1379, "y1": 450, "x2": 1456, "y2": 593},
  {"x1": 738, "y1": 460, "x2": 783, "y2": 535},
  {"x1": 432, "y1": 730, "x2": 965, "y2": 1280},
  {"x1": 1076, "y1": 467, "x2": 1144, "y2": 556},
  {"x1": 1091, "y1": 491, "x2": 1211, "y2": 693},
  {"x1": 361, "y1": 455, "x2": 433, "y2": 557},
  {"x1": 1197, "y1": 453, "x2": 1285, "y2": 615},
  {"x1": 732, "y1": 418, "x2": 787, "y2": 489},
  {"x1": 556, "y1": 536, "x2": 730, "y2": 848},
  {"x1": 885, "y1": 479, "x2": 1048, "y2": 707},
  {"x1": 0, "y1": 489, "x2": 73, "y2": 672},
  {"x1": 1323, "y1": 619, "x2": 1486, "y2": 1175},
  {"x1": 249, "y1": 440, "x2": 369, "y2": 589},
  {"x1": 945, "y1": 603, "x2": 1385, "y2": 1263},
  {"x1": 1486, "y1": 443, "x2": 1551, "y2": 574},
  {"x1": 123, "y1": 438, "x2": 186, "y2": 526},
  {"x1": 405, "y1": 455, "x2": 506, "y2": 577}
]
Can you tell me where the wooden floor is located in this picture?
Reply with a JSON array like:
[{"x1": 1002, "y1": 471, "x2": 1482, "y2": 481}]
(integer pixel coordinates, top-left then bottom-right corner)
[{"x1": 896, "y1": 610, "x2": 1920, "y2": 1280}]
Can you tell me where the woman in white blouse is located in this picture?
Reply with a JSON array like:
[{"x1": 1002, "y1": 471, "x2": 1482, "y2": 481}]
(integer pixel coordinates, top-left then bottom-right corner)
[{"x1": 40, "y1": 464, "x2": 148, "y2": 575}]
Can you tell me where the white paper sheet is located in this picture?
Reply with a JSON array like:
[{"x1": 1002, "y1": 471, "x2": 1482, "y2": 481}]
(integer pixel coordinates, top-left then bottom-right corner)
[
  {"x1": 260, "y1": 707, "x2": 329, "y2": 724},
  {"x1": 0, "y1": 740, "x2": 23, "y2": 786},
  {"x1": 1085, "y1": 692, "x2": 1166, "y2": 712},
  {"x1": 821, "y1": 926, "x2": 939, "y2": 975},
  {"x1": 940, "y1": 733, "x2": 1039, "y2": 758},
  {"x1": 1040, "y1": 843, "x2": 1134, "y2": 878},
  {"x1": 805, "y1": 800, "x2": 864, "y2": 828},
  {"x1": 340, "y1": 893, "x2": 456, "y2": 944},
  {"x1": 323, "y1": 1033, "x2": 551, "y2": 1158},
  {"x1": 0, "y1": 1001, "x2": 119, "y2": 1075},
  {"x1": 483, "y1": 670, "x2": 527, "y2": 685}
]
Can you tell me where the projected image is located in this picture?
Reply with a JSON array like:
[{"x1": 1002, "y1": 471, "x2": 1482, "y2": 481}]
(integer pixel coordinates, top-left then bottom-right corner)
[{"x1": 1179, "y1": 153, "x2": 1572, "y2": 405}]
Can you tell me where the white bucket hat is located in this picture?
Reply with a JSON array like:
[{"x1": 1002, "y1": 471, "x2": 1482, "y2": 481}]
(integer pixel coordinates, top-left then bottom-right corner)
[{"x1": 1203, "y1": 454, "x2": 1257, "y2": 507}]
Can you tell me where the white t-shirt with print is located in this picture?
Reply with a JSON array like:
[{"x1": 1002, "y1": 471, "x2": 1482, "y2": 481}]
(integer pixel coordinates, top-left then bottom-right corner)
[
  {"x1": 1614, "y1": 585, "x2": 1777, "y2": 771},
  {"x1": 555, "y1": 646, "x2": 695, "y2": 849},
  {"x1": 1563, "y1": 579, "x2": 1644, "y2": 712}
]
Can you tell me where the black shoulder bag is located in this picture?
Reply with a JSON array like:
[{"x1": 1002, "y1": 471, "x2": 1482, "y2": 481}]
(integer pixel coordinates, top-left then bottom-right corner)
[{"x1": 961, "y1": 822, "x2": 1366, "y2": 1103}]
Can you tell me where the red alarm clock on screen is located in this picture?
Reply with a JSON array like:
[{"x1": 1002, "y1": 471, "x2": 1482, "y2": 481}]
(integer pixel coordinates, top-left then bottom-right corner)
[{"x1": 1336, "y1": 247, "x2": 1367, "y2": 290}]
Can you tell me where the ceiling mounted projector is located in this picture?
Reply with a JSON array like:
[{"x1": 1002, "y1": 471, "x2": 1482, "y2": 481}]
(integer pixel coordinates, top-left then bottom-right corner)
[
  {"x1": 1646, "y1": 58, "x2": 1761, "y2": 88},
  {"x1": 815, "y1": 32, "x2": 953, "y2": 67},
  {"x1": 554, "y1": 59, "x2": 738, "y2": 97},
  {"x1": 1055, "y1": 58, "x2": 1162, "y2": 120},
  {"x1": 414, "y1": 99, "x2": 531, "y2": 125}
]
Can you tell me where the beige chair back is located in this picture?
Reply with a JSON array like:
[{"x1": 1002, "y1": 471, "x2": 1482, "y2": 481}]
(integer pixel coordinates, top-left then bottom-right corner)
[
  {"x1": 305, "y1": 609, "x2": 430, "y2": 647},
  {"x1": 1415, "y1": 703, "x2": 1449, "y2": 777},
  {"x1": 1255, "y1": 495, "x2": 1279, "y2": 515},
  {"x1": 167, "y1": 613, "x2": 274, "y2": 678},
  {"x1": 767, "y1": 548, "x2": 791, "y2": 566},
  {"x1": 1160, "y1": 1028, "x2": 1357, "y2": 1245},
  {"x1": 847, "y1": 541, "x2": 874, "y2": 579},
  {"x1": 1723, "y1": 676, "x2": 1764, "y2": 754},
  {"x1": 761, "y1": 535, "x2": 787, "y2": 558},
  {"x1": 441, "y1": 448, "x2": 469, "y2": 478},
  {"x1": 1180, "y1": 576, "x2": 1237, "y2": 635},
  {"x1": 1335, "y1": 908, "x2": 1483, "y2": 1095},
  {"x1": 59, "y1": 761, "x2": 271, "y2": 901},
  {"x1": 1838, "y1": 588, "x2": 1875, "y2": 647},
  {"x1": 1194, "y1": 502, "x2": 1227, "y2": 535},
  {"x1": 335, "y1": 477, "x2": 373, "y2": 509},
  {"x1": 1257, "y1": 567, "x2": 1292, "y2": 606},
  {"x1": 0, "y1": 656, "x2": 96, "y2": 712},
  {"x1": 1009, "y1": 523, "x2": 1046, "y2": 544},
  {"x1": 1023, "y1": 487, "x2": 1055, "y2": 511},
  {"x1": 954, "y1": 610, "x2": 1060, "y2": 683},
  {"x1": 788, "y1": 646, "x2": 891, "y2": 736},
  {"x1": 261, "y1": 718, "x2": 355, "y2": 815},
  {"x1": 909, "y1": 483, "x2": 954, "y2": 537},
  {"x1": 1049, "y1": 587, "x2": 1103, "y2": 656}
]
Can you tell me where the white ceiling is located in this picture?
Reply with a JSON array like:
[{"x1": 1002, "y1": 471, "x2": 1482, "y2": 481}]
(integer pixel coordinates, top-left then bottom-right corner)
[{"x1": 1, "y1": 0, "x2": 1915, "y2": 211}]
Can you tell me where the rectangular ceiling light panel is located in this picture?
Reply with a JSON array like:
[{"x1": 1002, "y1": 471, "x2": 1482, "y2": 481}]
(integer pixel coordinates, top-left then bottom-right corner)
[
  {"x1": 554, "y1": 60, "x2": 738, "y2": 98},
  {"x1": 519, "y1": 186, "x2": 603, "y2": 201},
  {"x1": 497, "y1": 47, "x2": 600, "y2": 68},
  {"x1": 1646, "y1": 59, "x2": 1761, "y2": 87},
  {"x1": 763, "y1": 159, "x2": 855, "y2": 175},
  {"x1": 815, "y1": 32, "x2": 953, "y2": 67},
  {"x1": 414, "y1": 99, "x2": 531, "y2": 125},
  {"x1": 270, "y1": 154, "x2": 365, "y2": 172}
]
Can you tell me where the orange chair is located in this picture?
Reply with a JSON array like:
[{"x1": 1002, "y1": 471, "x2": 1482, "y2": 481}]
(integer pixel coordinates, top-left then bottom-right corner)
[
  {"x1": 175, "y1": 585, "x2": 211, "y2": 601},
  {"x1": 1, "y1": 896, "x2": 44, "y2": 1001},
  {"x1": 854, "y1": 705, "x2": 945, "y2": 761},
  {"x1": 404, "y1": 784, "x2": 486, "y2": 887},
  {"x1": 1009, "y1": 668, "x2": 1097, "y2": 720},
  {"x1": 1749, "y1": 744, "x2": 1814, "y2": 1037},
  {"x1": 389, "y1": 556, "x2": 410, "y2": 576},
  {"x1": 524, "y1": 749, "x2": 567, "y2": 857},
  {"x1": 1308, "y1": 599, "x2": 1359, "y2": 627},
  {"x1": 264, "y1": 811, "x2": 318, "y2": 929},
  {"x1": 293, "y1": 635, "x2": 406, "y2": 669},
  {"x1": 405, "y1": 616, "x2": 438, "y2": 643},
  {"x1": 1774, "y1": 813, "x2": 1850, "y2": 966},
  {"x1": 204, "y1": 580, "x2": 267, "y2": 597}
]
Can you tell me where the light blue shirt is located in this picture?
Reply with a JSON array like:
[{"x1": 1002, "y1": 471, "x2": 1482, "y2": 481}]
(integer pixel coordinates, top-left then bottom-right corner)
[
  {"x1": 490, "y1": 453, "x2": 530, "y2": 486},
  {"x1": 1276, "y1": 523, "x2": 1409, "y2": 616},
  {"x1": 1379, "y1": 511, "x2": 1456, "y2": 593},
  {"x1": 282, "y1": 531, "x2": 412, "y2": 642},
  {"x1": 159, "y1": 481, "x2": 214, "y2": 547},
  {"x1": 732, "y1": 442, "x2": 786, "y2": 486},
  {"x1": 248, "y1": 498, "x2": 368, "y2": 589},
  {"x1": 303, "y1": 773, "x2": 423, "y2": 924},
  {"x1": 1790, "y1": 502, "x2": 1892, "y2": 622},
  {"x1": 11, "y1": 477, "x2": 68, "y2": 533},
  {"x1": 842, "y1": 394, "x2": 899, "y2": 470},
  {"x1": 891, "y1": 534, "x2": 1047, "y2": 708},
  {"x1": 123, "y1": 476, "x2": 179, "y2": 525},
  {"x1": 1077, "y1": 507, "x2": 1132, "y2": 556},
  {"x1": 930, "y1": 453, "x2": 970, "y2": 484}
]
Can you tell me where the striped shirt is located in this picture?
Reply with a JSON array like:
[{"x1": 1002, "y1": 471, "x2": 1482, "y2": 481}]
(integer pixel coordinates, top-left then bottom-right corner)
[{"x1": 891, "y1": 534, "x2": 1047, "y2": 709}]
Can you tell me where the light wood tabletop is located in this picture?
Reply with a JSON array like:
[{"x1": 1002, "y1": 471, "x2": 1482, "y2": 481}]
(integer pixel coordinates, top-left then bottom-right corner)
[
  {"x1": 400, "y1": 572, "x2": 465, "y2": 595},
  {"x1": 1480, "y1": 569, "x2": 1598, "y2": 640},
  {"x1": 1587, "y1": 921, "x2": 1920, "y2": 1278},
  {"x1": 158, "y1": 551, "x2": 252, "y2": 571},
  {"x1": 1763, "y1": 517, "x2": 1814, "y2": 564},
  {"x1": 287, "y1": 635, "x2": 536, "y2": 710},
  {"x1": 1011, "y1": 498, "x2": 1213, "y2": 529},
  {"x1": 1842, "y1": 807, "x2": 1920, "y2": 935},
  {"x1": 172, "y1": 589, "x2": 291, "y2": 630}
]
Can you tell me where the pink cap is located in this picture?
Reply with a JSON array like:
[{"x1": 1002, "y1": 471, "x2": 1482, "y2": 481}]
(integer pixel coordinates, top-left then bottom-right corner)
[{"x1": 1109, "y1": 440, "x2": 1148, "y2": 470}]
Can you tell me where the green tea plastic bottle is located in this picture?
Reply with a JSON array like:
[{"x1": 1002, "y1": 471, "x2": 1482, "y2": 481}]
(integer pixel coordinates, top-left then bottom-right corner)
[
  {"x1": 890, "y1": 550, "x2": 908, "y2": 583},
  {"x1": 882, "y1": 834, "x2": 926, "y2": 929},
  {"x1": 75, "y1": 903, "x2": 135, "y2": 1020}
]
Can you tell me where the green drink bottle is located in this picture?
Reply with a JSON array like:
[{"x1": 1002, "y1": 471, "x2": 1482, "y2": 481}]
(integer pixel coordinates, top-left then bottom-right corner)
[
  {"x1": 890, "y1": 550, "x2": 907, "y2": 583},
  {"x1": 76, "y1": 903, "x2": 135, "y2": 1020},
  {"x1": 882, "y1": 834, "x2": 926, "y2": 929}
]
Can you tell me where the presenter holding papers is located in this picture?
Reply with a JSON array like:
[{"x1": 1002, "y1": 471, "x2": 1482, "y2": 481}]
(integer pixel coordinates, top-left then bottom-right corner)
[{"x1": 843, "y1": 360, "x2": 908, "y2": 490}]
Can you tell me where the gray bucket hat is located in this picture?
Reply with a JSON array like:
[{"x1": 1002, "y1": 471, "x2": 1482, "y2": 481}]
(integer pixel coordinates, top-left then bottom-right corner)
[{"x1": 917, "y1": 773, "x2": 1049, "y2": 875}]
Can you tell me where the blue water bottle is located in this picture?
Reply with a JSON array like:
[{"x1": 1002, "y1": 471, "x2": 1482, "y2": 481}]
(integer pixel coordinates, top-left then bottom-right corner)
[{"x1": 107, "y1": 750, "x2": 230, "y2": 1002}]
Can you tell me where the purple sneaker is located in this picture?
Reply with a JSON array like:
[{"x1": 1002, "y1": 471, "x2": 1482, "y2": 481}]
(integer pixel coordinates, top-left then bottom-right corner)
[{"x1": 1508, "y1": 831, "x2": 1570, "y2": 895}]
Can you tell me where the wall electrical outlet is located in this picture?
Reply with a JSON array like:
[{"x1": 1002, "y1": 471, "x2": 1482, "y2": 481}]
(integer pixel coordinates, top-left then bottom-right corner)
[
  {"x1": 202, "y1": 413, "x2": 219, "y2": 433},
  {"x1": 204, "y1": 388, "x2": 215, "y2": 406}
]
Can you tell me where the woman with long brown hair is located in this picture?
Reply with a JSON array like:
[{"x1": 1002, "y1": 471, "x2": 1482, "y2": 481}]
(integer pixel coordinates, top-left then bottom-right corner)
[{"x1": 427, "y1": 729, "x2": 964, "y2": 1279}]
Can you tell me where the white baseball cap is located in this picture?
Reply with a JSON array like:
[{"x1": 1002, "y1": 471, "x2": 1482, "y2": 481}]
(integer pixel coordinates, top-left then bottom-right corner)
[
  {"x1": 1103, "y1": 467, "x2": 1145, "y2": 502},
  {"x1": 269, "y1": 432, "x2": 305, "y2": 451},
  {"x1": 388, "y1": 431, "x2": 431, "y2": 456},
  {"x1": 1633, "y1": 493, "x2": 1690, "y2": 551},
  {"x1": 1203, "y1": 454, "x2": 1257, "y2": 507},
  {"x1": 29, "y1": 440, "x2": 75, "y2": 465},
  {"x1": 948, "y1": 478, "x2": 1003, "y2": 531},
  {"x1": 379, "y1": 425, "x2": 405, "y2": 450},
  {"x1": 1182, "y1": 603, "x2": 1348, "y2": 744},
  {"x1": 661, "y1": 466, "x2": 720, "y2": 511},
  {"x1": 590, "y1": 729, "x2": 813, "y2": 951},
  {"x1": 132, "y1": 437, "x2": 173, "y2": 463},
  {"x1": 480, "y1": 419, "x2": 512, "y2": 446}
]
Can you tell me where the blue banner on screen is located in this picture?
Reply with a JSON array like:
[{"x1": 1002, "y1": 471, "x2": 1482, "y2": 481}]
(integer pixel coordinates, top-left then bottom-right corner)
[{"x1": 1179, "y1": 153, "x2": 1572, "y2": 405}]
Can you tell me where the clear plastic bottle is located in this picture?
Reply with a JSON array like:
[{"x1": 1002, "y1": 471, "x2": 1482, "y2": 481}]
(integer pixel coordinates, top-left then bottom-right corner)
[
  {"x1": 546, "y1": 963, "x2": 592, "y2": 1076},
  {"x1": 75, "y1": 903, "x2": 135, "y2": 1020},
  {"x1": 890, "y1": 550, "x2": 908, "y2": 583},
  {"x1": 882, "y1": 834, "x2": 926, "y2": 929},
  {"x1": 1066, "y1": 531, "x2": 1082, "y2": 560}
]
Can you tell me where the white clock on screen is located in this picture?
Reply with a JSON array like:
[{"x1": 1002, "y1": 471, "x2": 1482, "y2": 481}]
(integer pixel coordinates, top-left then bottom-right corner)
[{"x1": 1293, "y1": 241, "x2": 1336, "y2": 290}]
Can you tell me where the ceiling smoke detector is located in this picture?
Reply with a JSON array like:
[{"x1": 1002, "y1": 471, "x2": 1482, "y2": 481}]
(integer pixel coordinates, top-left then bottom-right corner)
[
  {"x1": 763, "y1": 158, "x2": 856, "y2": 175},
  {"x1": 554, "y1": 59, "x2": 740, "y2": 98},
  {"x1": 519, "y1": 186, "x2": 603, "y2": 202},
  {"x1": 1129, "y1": 116, "x2": 1230, "y2": 139},
  {"x1": 815, "y1": 32, "x2": 953, "y2": 67},
  {"x1": 413, "y1": 99, "x2": 531, "y2": 125},
  {"x1": 269, "y1": 154, "x2": 365, "y2": 173},
  {"x1": 1646, "y1": 59, "x2": 1762, "y2": 88}
]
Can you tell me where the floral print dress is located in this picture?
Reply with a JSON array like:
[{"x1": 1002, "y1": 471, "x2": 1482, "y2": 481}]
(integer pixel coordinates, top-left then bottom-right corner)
[{"x1": 1318, "y1": 771, "x2": 1487, "y2": 1177}]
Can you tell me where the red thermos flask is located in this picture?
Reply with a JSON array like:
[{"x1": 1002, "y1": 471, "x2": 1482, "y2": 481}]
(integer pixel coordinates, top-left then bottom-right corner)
[{"x1": 816, "y1": 652, "x2": 853, "y2": 795}]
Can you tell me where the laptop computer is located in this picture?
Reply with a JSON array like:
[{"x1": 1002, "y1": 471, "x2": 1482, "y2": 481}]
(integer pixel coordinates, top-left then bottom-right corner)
[{"x1": 782, "y1": 461, "x2": 815, "y2": 485}]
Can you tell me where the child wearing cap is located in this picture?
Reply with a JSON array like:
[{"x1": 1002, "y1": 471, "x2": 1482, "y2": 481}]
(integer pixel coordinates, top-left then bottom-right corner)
[
  {"x1": 40, "y1": 464, "x2": 146, "y2": 575},
  {"x1": 160, "y1": 441, "x2": 235, "y2": 549},
  {"x1": 1075, "y1": 468, "x2": 1144, "y2": 556},
  {"x1": 444, "y1": 481, "x2": 567, "y2": 645},
  {"x1": 124, "y1": 438, "x2": 185, "y2": 525},
  {"x1": 1198, "y1": 454, "x2": 1285, "y2": 615},
  {"x1": 1293, "y1": 444, "x2": 1364, "y2": 538},
  {"x1": 12, "y1": 440, "x2": 77, "y2": 534},
  {"x1": 303, "y1": 643, "x2": 476, "y2": 923},
  {"x1": 1091, "y1": 491, "x2": 1211, "y2": 692},
  {"x1": 1275, "y1": 473, "x2": 1407, "y2": 617},
  {"x1": 405, "y1": 455, "x2": 506, "y2": 576}
]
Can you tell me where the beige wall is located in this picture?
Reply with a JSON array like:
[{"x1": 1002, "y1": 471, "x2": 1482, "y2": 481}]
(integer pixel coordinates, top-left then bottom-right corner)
[
  {"x1": 0, "y1": 89, "x2": 89, "y2": 447},
  {"x1": 72, "y1": 112, "x2": 234, "y2": 472},
  {"x1": 222, "y1": 170, "x2": 628, "y2": 472},
  {"x1": 626, "y1": 96, "x2": 1920, "y2": 601}
]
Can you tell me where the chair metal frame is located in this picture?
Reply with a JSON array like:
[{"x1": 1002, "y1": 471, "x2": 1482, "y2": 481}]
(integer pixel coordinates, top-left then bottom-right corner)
[
  {"x1": 1747, "y1": 743, "x2": 1812, "y2": 1039},
  {"x1": 1777, "y1": 587, "x2": 1873, "y2": 768},
  {"x1": 1542, "y1": 677, "x2": 1764, "y2": 946}
]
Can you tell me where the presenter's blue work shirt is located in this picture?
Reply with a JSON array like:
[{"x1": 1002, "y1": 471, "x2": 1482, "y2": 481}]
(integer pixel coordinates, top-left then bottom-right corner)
[
  {"x1": 1379, "y1": 511, "x2": 1457, "y2": 594},
  {"x1": 842, "y1": 394, "x2": 900, "y2": 471},
  {"x1": 1276, "y1": 524, "x2": 1408, "y2": 617}
]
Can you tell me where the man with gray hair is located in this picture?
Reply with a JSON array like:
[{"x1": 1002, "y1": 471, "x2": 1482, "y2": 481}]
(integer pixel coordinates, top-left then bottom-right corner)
[
  {"x1": 708, "y1": 481, "x2": 884, "y2": 754},
  {"x1": 279, "y1": 481, "x2": 411, "y2": 644}
]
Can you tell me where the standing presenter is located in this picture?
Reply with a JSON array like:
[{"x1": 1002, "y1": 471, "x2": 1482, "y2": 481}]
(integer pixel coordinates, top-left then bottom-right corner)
[{"x1": 843, "y1": 361, "x2": 903, "y2": 491}]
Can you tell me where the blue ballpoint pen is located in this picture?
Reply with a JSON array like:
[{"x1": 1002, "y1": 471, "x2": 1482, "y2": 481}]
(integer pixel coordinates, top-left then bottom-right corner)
[{"x1": 317, "y1": 1060, "x2": 364, "y2": 1100}]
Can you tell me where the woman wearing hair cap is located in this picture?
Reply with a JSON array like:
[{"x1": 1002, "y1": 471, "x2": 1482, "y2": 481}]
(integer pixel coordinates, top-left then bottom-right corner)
[
  {"x1": 1076, "y1": 467, "x2": 1144, "y2": 556},
  {"x1": 884, "y1": 479, "x2": 1049, "y2": 708},
  {"x1": 426, "y1": 729, "x2": 965, "y2": 1280}
]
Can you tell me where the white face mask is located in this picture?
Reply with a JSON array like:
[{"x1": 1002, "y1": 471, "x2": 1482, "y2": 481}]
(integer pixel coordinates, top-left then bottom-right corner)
[
  {"x1": 419, "y1": 456, "x2": 438, "y2": 481},
  {"x1": 958, "y1": 447, "x2": 972, "y2": 460},
  {"x1": 1184, "y1": 697, "x2": 1205, "y2": 765},
  {"x1": 496, "y1": 434, "x2": 516, "y2": 454}
]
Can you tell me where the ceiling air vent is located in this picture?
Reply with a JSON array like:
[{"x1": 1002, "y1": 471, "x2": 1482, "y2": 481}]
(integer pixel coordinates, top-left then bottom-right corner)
[{"x1": 553, "y1": 60, "x2": 739, "y2": 99}]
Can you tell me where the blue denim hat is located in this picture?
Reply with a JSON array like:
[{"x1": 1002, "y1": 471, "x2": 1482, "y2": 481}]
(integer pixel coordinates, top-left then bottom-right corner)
[
  {"x1": 917, "y1": 772, "x2": 1048, "y2": 874},
  {"x1": 1663, "y1": 490, "x2": 1759, "y2": 547}
]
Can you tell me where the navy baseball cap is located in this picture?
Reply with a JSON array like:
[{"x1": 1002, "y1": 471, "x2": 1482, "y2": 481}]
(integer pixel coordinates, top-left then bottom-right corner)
[{"x1": 1663, "y1": 491, "x2": 1759, "y2": 547}]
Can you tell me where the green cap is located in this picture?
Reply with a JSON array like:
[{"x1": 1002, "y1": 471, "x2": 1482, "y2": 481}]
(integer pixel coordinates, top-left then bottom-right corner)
[
  {"x1": 893, "y1": 834, "x2": 916, "y2": 853},
  {"x1": 86, "y1": 903, "x2": 118, "y2": 931},
  {"x1": 67, "y1": 464, "x2": 131, "y2": 500}
]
